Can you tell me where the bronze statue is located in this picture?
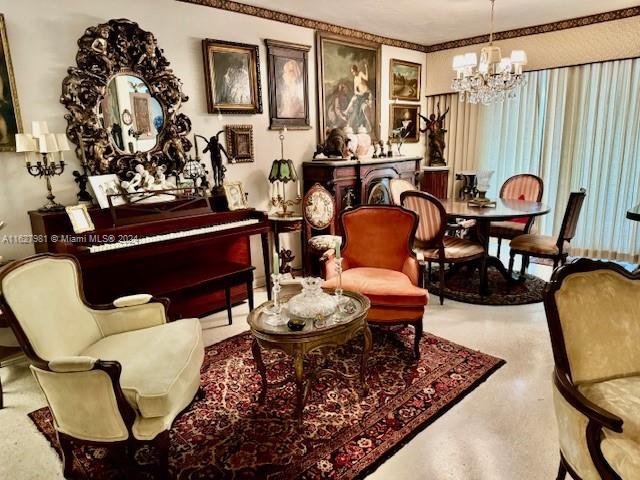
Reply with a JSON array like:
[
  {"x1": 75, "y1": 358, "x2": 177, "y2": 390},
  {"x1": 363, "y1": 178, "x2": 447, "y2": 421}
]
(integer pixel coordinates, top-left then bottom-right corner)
[{"x1": 420, "y1": 102, "x2": 449, "y2": 166}]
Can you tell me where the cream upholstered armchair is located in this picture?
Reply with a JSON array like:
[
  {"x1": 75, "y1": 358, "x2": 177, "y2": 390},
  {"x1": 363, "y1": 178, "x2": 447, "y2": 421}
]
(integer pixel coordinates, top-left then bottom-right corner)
[
  {"x1": 0, "y1": 254, "x2": 205, "y2": 478},
  {"x1": 544, "y1": 259, "x2": 640, "y2": 480}
]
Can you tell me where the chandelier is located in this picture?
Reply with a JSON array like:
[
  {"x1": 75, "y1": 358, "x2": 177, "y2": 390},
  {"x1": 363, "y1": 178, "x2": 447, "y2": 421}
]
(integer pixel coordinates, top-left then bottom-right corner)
[{"x1": 451, "y1": 0, "x2": 527, "y2": 105}]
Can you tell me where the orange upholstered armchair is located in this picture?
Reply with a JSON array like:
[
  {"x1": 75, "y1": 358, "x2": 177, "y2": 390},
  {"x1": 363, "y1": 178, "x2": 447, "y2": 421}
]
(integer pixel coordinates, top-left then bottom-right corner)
[{"x1": 323, "y1": 206, "x2": 428, "y2": 358}]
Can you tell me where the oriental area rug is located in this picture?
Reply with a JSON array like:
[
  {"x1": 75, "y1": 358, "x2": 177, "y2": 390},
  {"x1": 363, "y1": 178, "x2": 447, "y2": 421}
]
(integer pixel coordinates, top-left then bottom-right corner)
[
  {"x1": 427, "y1": 265, "x2": 546, "y2": 305},
  {"x1": 29, "y1": 328, "x2": 504, "y2": 479}
]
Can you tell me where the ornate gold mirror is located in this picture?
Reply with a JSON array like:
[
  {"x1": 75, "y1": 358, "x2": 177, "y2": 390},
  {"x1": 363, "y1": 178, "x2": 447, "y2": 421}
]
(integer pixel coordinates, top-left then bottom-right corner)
[
  {"x1": 61, "y1": 19, "x2": 191, "y2": 177},
  {"x1": 100, "y1": 73, "x2": 165, "y2": 154}
]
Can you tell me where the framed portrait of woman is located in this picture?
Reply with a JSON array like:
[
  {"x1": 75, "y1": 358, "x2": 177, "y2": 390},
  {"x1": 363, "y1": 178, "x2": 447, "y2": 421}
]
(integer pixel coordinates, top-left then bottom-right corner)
[
  {"x1": 202, "y1": 39, "x2": 262, "y2": 114},
  {"x1": 265, "y1": 39, "x2": 311, "y2": 130},
  {"x1": 0, "y1": 14, "x2": 22, "y2": 152},
  {"x1": 316, "y1": 32, "x2": 380, "y2": 143}
]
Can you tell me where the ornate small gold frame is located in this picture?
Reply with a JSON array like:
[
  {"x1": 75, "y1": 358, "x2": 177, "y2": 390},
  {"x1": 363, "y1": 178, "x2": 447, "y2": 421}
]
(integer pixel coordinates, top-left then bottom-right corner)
[
  {"x1": 224, "y1": 124, "x2": 254, "y2": 163},
  {"x1": 65, "y1": 204, "x2": 96, "y2": 233}
]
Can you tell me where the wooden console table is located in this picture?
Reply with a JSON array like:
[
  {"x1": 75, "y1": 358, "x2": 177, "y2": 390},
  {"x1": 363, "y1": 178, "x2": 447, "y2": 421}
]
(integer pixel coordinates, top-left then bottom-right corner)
[{"x1": 302, "y1": 156, "x2": 422, "y2": 217}]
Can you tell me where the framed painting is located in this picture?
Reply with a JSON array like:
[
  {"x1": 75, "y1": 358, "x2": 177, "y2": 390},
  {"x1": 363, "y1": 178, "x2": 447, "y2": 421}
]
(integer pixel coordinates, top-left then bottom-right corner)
[
  {"x1": 390, "y1": 103, "x2": 420, "y2": 143},
  {"x1": 202, "y1": 39, "x2": 262, "y2": 114},
  {"x1": 316, "y1": 32, "x2": 380, "y2": 143},
  {"x1": 265, "y1": 39, "x2": 311, "y2": 130},
  {"x1": 389, "y1": 59, "x2": 421, "y2": 101},
  {"x1": 224, "y1": 124, "x2": 254, "y2": 163},
  {"x1": 0, "y1": 14, "x2": 22, "y2": 152}
]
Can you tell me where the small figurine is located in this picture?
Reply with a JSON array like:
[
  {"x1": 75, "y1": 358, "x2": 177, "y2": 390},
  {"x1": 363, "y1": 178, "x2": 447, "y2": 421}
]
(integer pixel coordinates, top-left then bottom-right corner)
[
  {"x1": 136, "y1": 32, "x2": 159, "y2": 70},
  {"x1": 378, "y1": 139, "x2": 385, "y2": 157},
  {"x1": 386, "y1": 138, "x2": 394, "y2": 157},
  {"x1": 72, "y1": 170, "x2": 93, "y2": 204},
  {"x1": 90, "y1": 24, "x2": 112, "y2": 71},
  {"x1": 199, "y1": 131, "x2": 231, "y2": 188}
]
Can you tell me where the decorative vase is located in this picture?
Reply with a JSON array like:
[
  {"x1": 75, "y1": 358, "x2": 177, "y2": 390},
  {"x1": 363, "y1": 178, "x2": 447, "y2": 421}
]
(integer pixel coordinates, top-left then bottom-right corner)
[
  {"x1": 344, "y1": 126, "x2": 358, "y2": 157},
  {"x1": 476, "y1": 170, "x2": 494, "y2": 198},
  {"x1": 356, "y1": 125, "x2": 373, "y2": 158},
  {"x1": 288, "y1": 277, "x2": 336, "y2": 321}
]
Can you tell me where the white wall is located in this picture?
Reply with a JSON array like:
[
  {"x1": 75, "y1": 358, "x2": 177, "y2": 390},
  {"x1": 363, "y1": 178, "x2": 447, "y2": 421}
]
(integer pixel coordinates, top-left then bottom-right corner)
[{"x1": 0, "y1": 0, "x2": 427, "y2": 282}]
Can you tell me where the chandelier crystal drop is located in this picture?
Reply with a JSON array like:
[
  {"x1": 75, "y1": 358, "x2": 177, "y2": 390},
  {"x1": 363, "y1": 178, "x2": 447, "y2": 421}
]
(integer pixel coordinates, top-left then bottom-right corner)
[{"x1": 451, "y1": 0, "x2": 527, "y2": 105}]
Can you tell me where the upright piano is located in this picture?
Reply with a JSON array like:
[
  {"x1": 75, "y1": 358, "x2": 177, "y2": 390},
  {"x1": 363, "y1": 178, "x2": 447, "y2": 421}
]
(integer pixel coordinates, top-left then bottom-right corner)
[{"x1": 29, "y1": 197, "x2": 271, "y2": 319}]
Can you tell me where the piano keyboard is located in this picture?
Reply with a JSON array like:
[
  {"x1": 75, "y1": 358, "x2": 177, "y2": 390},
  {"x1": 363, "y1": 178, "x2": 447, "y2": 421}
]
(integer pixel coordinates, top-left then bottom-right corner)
[{"x1": 88, "y1": 218, "x2": 261, "y2": 253}]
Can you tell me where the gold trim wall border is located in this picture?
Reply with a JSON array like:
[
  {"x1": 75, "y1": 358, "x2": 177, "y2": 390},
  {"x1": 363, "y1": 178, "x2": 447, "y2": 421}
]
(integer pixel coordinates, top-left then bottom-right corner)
[
  {"x1": 425, "y1": 6, "x2": 640, "y2": 52},
  {"x1": 176, "y1": 0, "x2": 427, "y2": 52}
]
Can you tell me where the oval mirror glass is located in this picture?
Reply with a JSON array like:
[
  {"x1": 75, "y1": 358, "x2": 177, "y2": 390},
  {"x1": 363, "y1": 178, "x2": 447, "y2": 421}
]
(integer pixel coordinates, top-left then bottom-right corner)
[{"x1": 100, "y1": 74, "x2": 164, "y2": 154}]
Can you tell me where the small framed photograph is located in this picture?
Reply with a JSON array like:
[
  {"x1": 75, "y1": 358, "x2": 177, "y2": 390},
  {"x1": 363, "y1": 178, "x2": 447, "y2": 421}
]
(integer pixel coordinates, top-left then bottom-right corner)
[
  {"x1": 88, "y1": 174, "x2": 125, "y2": 209},
  {"x1": 65, "y1": 204, "x2": 95, "y2": 234},
  {"x1": 224, "y1": 124, "x2": 254, "y2": 163},
  {"x1": 202, "y1": 38, "x2": 262, "y2": 114},
  {"x1": 390, "y1": 59, "x2": 421, "y2": 101},
  {"x1": 389, "y1": 103, "x2": 420, "y2": 143},
  {"x1": 223, "y1": 181, "x2": 249, "y2": 210}
]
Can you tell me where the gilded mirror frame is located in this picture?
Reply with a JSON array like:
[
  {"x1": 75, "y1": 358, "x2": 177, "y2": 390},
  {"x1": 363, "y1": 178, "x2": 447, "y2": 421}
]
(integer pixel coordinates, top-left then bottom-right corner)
[{"x1": 61, "y1": 18, "x2": 192, "y2": 178}]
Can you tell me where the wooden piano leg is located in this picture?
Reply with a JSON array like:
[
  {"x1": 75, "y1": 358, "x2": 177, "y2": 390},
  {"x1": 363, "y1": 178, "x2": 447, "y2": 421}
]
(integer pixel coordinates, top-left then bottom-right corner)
[
  {"x1": 225, "y1": 287, "x2": 232, "y2": 325},
  {"x1": 261, "y1": 232, "x2": 272, "y2": 300},
  {"x1": 247, "y1": 271, "x2": 255, "y2": 311}
]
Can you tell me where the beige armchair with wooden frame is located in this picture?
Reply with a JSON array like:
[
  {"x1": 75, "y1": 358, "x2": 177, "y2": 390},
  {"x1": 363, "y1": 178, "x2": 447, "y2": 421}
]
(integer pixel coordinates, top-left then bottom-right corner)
[
  {"x1": 0, "y1": 254, "x2": 205, "y2": 478},
  {"x1": 544, "y1": 259, "x2": 640, "y2": 479}
]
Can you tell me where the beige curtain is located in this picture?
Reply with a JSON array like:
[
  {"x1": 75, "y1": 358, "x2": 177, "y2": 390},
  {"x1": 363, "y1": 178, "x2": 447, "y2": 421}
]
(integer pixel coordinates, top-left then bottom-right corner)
[{"x1": 428, "y1": 58, "x2": 640, "y2": 262}]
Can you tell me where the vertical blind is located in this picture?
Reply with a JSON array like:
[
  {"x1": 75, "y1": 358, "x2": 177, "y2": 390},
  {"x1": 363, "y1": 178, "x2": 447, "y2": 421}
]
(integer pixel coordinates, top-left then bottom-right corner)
[{"x1": 428, "y1": 58, "x2": 640, "y2": 262}]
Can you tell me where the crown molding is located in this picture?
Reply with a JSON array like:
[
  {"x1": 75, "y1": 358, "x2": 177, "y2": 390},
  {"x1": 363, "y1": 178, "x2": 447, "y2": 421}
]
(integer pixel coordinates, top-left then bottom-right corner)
[
  {"x1": 177, "y1": 0, "x2": 427, "y2": 52},
  {"x1": 425, "y1": 6, "x2": 640, "y2": 53}
]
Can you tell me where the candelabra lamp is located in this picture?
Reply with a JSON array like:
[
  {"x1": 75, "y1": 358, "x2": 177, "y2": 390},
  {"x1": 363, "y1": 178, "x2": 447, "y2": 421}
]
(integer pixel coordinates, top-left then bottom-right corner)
[
  {"x1": 269, "y1": 130, "x2": 301, "y2": 217},
  {"x1": 16, "y1": 121, "x2": 70, "y2": 212}
]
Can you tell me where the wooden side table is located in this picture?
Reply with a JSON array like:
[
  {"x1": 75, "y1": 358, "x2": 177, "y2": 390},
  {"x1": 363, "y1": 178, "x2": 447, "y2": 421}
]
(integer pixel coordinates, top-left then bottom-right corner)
[
  {"x1": 269, "y1": 215, "x2": 303, "y2": 276},
  {"x1": 247, "y1": 286, "x2": 371, "y2": 423},
  {"x1": 420, "y1": 165, "x2": 450, "y2": 199}
]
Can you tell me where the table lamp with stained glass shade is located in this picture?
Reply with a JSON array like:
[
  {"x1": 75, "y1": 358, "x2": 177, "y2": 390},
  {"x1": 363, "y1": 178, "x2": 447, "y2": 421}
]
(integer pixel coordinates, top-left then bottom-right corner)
[
  {"x1": 269, "y1": 129, "x2": 302, "y2": 216},
  {"x1": 15, "y1": 121, "x2": 71, "y2": 211}
]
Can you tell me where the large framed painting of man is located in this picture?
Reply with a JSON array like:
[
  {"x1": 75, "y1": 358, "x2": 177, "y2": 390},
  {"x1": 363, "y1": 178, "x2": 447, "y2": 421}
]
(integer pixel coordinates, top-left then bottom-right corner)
[
  {"x1": 0, "y1": 14, "x2": 22, "y2": 152},
  {"x1": 316, "y1": 32, "x2": 380, "y2": 144}
]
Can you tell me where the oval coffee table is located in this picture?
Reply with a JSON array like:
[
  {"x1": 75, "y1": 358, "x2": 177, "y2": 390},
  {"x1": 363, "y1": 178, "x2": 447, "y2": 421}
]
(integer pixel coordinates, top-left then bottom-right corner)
[{"x1": 247, "y1": 286, "x2": 371, "y2": 423}]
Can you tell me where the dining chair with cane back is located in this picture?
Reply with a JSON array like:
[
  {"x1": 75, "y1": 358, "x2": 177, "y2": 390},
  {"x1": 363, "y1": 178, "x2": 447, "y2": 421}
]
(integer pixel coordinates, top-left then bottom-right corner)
[
  {"x1": 322, "y1": 206, "x2": 428, "y2": 359},
  {"x1": 401, "y1": 190, "x2": 486, "y2": 305},
  {"x1": 389, "y1": 178, "x2": 417, "y2": 206},
  {"x1": 491, "y1": 174, "x2": 544, "y2": 257},
  {"x1": 509, "y1": 188, "x2": 586, "y2": 276}
]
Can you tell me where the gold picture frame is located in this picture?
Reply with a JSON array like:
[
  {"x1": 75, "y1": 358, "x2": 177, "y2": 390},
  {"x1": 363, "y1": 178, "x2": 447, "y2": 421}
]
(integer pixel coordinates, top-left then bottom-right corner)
[
  {"x1": 389, "y1": 103, "x2": 420, "y2": 143},
  {"x1": 202, "y1": 39, "x2": 262, "y2": 115},
  {"x1": 65, "y1": 204, "x2": 95, "y2": 233},
  {"x1": 224, "y1": 124, "x2": 254, "y2": 163},
  {"x1": 316, "y1": 31, "x2": 381, "y2": 143},
  {"x1": 0, "y1": 14, "x2": 22, "y2": 152},
  {"x1": 223, "y1": 181, "x2": 249, "y2": 210},
  {"x1": 389, "y1": 59, "x2": 421, "y2": 101}
]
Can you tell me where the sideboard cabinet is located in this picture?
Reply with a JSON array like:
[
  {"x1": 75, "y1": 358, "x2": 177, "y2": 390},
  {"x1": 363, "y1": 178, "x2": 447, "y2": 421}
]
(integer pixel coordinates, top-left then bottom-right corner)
[{"x1": 302, "y1": 156, "x2": 422, "y2": 214}]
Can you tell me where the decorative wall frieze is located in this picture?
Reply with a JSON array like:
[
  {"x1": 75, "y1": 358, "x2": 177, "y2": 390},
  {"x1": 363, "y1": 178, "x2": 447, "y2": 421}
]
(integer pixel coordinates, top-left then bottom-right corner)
[{"x1": 425, "y1": 6, "x2": 640, "y2": 52}]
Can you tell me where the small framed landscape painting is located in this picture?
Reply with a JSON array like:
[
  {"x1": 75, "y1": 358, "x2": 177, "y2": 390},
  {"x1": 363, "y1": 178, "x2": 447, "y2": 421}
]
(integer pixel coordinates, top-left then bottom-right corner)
[
  {"x1": 389, "y1": 103, "x2": 420, "y2": 143},
  {"x1": 202, "y1": 39, "x2": 262, "y2": 114},
  {"x1": 390, "y1": 59, "x2": 421, "y2": 101},
  {"x1": 0, "y1": 14, "x2": 22, "y2": 152},
  {"x1": 265, "y1": 39, "x2": 311, "y2": 130}
]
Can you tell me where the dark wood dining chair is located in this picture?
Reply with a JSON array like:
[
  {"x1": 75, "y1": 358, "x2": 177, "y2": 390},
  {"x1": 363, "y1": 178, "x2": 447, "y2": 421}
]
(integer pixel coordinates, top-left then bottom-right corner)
[
  {"x1": 401, "y1": 191, "x2": 486, "y2": 305},
  {"x1": 508, "y1": 188, "x2": 586, "y2": 276},
  {"x1": 491, "y1": 174, "x2": 544, "y2": 257}
]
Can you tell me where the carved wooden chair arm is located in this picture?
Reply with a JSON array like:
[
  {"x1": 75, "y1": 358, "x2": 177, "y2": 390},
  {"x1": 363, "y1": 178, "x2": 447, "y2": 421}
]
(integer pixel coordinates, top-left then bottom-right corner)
[{"x1": 554, "y1": 367, "x2": 624, "y2": 433}]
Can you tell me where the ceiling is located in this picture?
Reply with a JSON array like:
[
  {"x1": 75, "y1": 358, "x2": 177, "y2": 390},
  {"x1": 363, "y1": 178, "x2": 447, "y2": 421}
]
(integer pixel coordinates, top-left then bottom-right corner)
[{"x1": 237, "y1": 0, "x2": 639, "y2": 45}]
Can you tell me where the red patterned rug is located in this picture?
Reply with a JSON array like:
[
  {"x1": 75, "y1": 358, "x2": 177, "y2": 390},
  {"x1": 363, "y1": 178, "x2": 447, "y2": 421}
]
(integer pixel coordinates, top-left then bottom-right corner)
[{"x1": 29, "y1": 328, "x2": 504, "y2": 479}]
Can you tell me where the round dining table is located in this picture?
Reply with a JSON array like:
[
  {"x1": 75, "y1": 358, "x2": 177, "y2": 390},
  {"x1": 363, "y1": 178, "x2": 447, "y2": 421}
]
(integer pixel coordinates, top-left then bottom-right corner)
[{"x1": 441, "y1": 197, "x2": 550, "y2": 293}]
